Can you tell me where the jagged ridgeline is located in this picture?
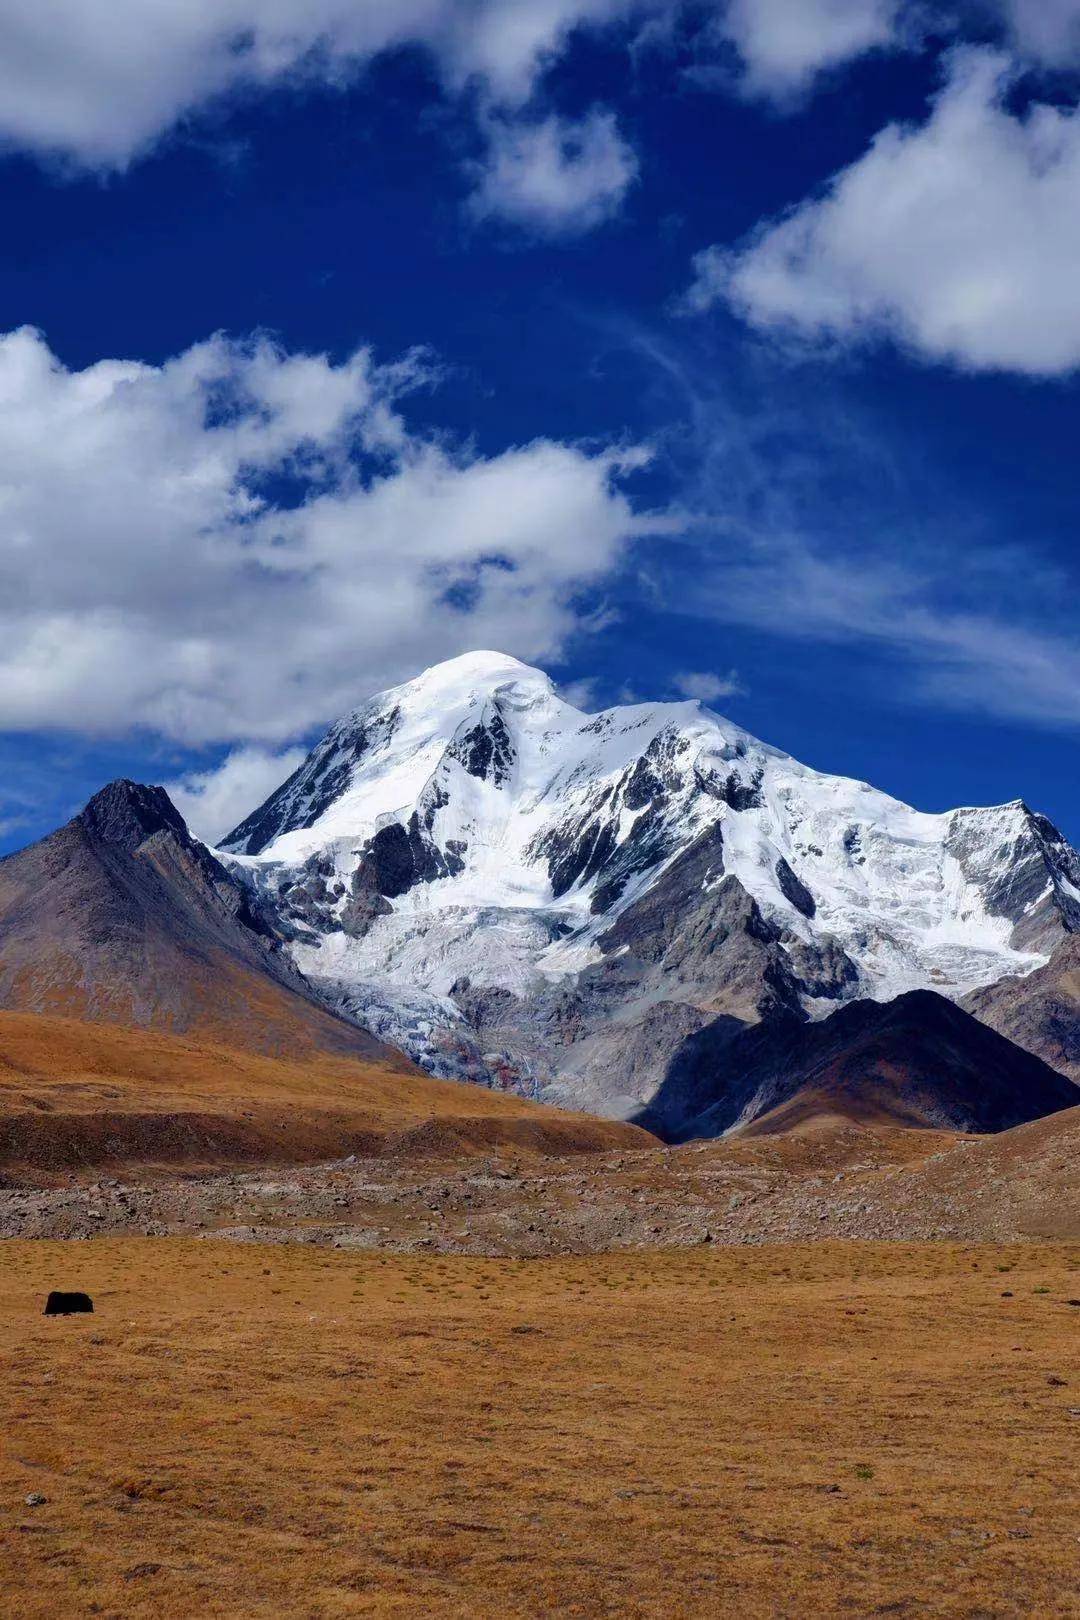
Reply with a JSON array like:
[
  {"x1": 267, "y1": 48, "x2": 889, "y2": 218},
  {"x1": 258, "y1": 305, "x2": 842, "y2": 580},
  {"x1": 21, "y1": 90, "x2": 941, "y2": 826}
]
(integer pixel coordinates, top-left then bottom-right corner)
[{"x1": 213, "y1": 651, "x2": 1080, "y2": 1129}]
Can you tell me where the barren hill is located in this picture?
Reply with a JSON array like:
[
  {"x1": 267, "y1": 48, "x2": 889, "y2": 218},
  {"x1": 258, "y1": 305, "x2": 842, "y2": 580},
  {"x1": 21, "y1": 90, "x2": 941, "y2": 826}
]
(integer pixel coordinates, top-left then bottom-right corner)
[
  {"x1": 0, "y1": 780, "x2": 396, "y2": 1063},
  {"x1": 0, "y1": 1009, "x2": 647, "y2": 1177}
]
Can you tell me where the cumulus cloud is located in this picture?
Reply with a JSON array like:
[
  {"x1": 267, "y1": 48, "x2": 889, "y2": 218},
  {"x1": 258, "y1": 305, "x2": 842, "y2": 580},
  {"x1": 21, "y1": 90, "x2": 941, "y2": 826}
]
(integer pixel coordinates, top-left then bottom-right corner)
[
  {"x1": 673, "y1": 669, "x2": 743, "y2": 703},
  {"x1": 166, "y1": 745, "x2": 308, "y2": 843},
  {"x1": 0, "y1": 0, "x2": 933, "y2": 244},
  {"x1": 0, "y1": 325, "x2": 670, "y2": 746},
  {"x1": 469, "y1": 108, "x2": 638, "y2": 234},
  {"x1": 716, "y1": 0, "x2": 907, "y2": 100},
  {"x1": 0, "y1": 0, "x2": 926, "y2": 174},
  {"x1": 691, "y1": 47, "x2": 1080, "y2": 376},
  {"x1": 0, "y1": 0, "x2": 631, "y2": 167}
]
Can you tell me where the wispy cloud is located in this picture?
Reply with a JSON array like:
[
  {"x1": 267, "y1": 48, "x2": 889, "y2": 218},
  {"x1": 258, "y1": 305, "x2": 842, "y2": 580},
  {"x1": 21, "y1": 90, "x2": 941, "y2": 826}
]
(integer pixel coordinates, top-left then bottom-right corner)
[
  {"x1": 673, "y1": 668, "x2": 744, "y2": 704},
  {"x1": 617, "y1": 321, "x2": 1080, "y2": 729}
]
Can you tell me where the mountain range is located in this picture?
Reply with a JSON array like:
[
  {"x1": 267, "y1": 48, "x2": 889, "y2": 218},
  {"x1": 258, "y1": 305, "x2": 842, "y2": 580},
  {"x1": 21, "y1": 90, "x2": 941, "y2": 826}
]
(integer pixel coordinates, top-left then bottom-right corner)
[{"x1": 1, "y1": 649, "x2": 1077, "y2": 1143}]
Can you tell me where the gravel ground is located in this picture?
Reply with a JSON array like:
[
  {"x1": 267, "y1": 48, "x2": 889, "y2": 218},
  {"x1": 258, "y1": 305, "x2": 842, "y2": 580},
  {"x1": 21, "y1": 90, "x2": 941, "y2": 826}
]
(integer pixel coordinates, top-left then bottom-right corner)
[{"x1": 4, "y1": 1118, "x2": 1067, "y2": 1252}]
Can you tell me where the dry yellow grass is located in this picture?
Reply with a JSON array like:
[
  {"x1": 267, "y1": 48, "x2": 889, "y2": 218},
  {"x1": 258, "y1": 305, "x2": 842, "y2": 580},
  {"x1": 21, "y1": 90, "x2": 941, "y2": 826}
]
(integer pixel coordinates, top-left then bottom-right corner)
[
  {"x1": 2, "y1": 1239, "x2": 1079, "y2": 1617},
  {"x1": 0, "y1": 1011, "x2": 646, "y2": 1173}
]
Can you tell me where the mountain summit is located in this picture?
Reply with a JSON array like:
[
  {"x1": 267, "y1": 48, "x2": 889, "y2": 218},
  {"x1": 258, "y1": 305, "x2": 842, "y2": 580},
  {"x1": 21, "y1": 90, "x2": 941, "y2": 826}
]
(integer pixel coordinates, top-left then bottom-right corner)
[{"x1": 217, "y1": 652, "x2": 1080, "y2": 1123}]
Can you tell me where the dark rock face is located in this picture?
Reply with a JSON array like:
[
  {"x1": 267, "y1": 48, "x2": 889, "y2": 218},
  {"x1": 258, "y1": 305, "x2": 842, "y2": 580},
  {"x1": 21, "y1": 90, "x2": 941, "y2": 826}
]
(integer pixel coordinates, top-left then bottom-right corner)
[
  {"x1": 365, "y1": 823, "x2": 421, "y2": 900},
  {"x1": 694, "y1": 762, "x2": 763, "y2": 811},
  {"x1": 946, "y1": 805, "x2": 1080, "y2": 952},
  {"x1": 340, "y1": 865, "x2": 393, "y2": 940},
  {"x1": 647, "y1": 989, "x2": 1079, "y2": 1142},
  {"x1": 446, "y1": 704, "x2": 515, "y2": 785},
  {"x1": 222, "y1": 706, "x2": 401, "y2": 856},
  {"x1": 775, "y1": 856, "x2": 816, "y2": 919},
  {"x1": 528, "y1": 729, "x2": 695, "y2": 906},
  {"x1": 589, "y1": 803, "x2": 674, "y2": 916},
  {"x1": 80, "y1": 781, "x2": 188, "y2": 851},
  {"x1": 532, "y1": 798, "x2": 619, "y2": 901},
  {"x1": 781, "y1": 934, "x2": 861, "y2": 1000},
  {"x1": 346, "y1": 811, "x2": 465, "y2": 910}
]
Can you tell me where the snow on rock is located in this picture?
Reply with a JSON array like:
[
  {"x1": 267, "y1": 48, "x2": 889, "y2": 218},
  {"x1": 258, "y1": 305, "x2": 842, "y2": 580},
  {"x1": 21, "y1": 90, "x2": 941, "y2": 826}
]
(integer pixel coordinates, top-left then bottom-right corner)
[{"x1": 217, "y1": 651, "x2": 1080, "y2": 1102}]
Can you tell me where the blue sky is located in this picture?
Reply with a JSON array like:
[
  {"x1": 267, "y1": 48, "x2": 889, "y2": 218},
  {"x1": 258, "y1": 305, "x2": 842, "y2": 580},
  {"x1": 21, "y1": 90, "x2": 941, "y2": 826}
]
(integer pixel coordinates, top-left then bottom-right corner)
[{"x1": 0, "y1": 0, "x2": 1078, "y2": 852}]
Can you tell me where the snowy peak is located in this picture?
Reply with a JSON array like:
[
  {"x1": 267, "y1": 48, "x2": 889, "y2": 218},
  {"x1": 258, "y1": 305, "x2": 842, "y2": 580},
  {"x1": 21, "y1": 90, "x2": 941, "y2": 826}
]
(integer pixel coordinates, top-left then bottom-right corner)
[
  {"x1": 220, "y1": 652, "x2": 1080, "y2": 1038},
  {"x1": 222, "y1": 651, "x2": 572, "y2": 859}
]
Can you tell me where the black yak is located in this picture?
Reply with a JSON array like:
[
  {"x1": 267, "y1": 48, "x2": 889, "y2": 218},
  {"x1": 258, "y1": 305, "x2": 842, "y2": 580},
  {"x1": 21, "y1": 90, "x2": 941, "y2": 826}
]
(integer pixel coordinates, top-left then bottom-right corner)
[{"x1": 43, "y1": 1291, "x2": 94, "y2": 1316}]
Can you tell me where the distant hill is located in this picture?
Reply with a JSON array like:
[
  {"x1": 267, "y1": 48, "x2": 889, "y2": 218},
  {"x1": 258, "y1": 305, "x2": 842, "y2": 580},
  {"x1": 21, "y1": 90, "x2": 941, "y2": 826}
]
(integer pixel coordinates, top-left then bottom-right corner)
[
  {"x1": 648, "y1": 989, "x2": 1079, "y2": 1141},
  {"x1": 0, "y1": 1010, "x2": 648, "y2": 1177}
]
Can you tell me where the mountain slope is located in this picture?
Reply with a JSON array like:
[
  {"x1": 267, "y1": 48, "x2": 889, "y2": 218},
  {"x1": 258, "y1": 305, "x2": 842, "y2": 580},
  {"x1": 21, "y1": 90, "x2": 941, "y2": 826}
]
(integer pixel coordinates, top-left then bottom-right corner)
[
  {"x1": 0, "y1": 780, "x2": 401, "y2": 1063},
  {"x1": 867, "y1": 1100, "x2": 1080, "y2": 1241},
  {"x1": 218, "y1": 651, "x2": 1080, "y2": 1122},
  {"x1": 0, "y1": 1010, "x2": 648, "y2": 1176},
  {"x1": 965, "y1": 932, "x2": 1080, "y2": 1083},
  {"x1": 647, "y1": 989, "x2": 1078, "y2": 1142}
]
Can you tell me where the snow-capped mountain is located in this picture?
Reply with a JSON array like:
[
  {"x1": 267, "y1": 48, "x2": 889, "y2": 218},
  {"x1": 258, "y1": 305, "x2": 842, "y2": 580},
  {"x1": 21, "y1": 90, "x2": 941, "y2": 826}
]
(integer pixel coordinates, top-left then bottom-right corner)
[{"x1": 219, "y1": 651, "x2": 1080, "y2": 1118}]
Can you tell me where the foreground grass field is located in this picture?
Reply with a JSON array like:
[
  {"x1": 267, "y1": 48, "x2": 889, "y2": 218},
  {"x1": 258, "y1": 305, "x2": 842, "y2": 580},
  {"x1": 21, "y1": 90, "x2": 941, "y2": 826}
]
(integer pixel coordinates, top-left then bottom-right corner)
[{"x1": 3, "y1": 1240, "x2": 1079, "y2": 1617}]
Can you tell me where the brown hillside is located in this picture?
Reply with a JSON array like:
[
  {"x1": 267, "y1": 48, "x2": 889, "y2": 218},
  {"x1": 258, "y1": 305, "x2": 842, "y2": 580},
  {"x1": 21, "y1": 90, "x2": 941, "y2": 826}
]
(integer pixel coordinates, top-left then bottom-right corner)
[
  {"x1": 0, "y1": 1010, "x2": 648, "y2": 1177},
  {"x1": 0, "y1": 780, "x2": 397, "y2": 1063},
  {"x1": 870, "y1": 1102, "x2": 1080, "y2": 1241}
]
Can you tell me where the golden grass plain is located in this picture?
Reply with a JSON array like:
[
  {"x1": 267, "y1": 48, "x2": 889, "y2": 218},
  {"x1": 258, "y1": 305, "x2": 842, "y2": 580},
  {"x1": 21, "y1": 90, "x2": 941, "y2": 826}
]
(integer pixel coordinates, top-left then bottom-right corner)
[{"x1": 3, "y1": 1239, "x2": 1079, "y2": 1617}]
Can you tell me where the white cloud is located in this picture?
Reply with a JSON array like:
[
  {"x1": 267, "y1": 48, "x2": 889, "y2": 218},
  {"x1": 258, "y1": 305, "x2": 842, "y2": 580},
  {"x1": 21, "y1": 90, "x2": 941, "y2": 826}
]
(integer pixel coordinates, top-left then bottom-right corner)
[
  {"x1": 166, "y1": 745, "x2": 308, "y2": 842},
  {"x1": 999, "y1": 0, "x2": 1080, "y2": 67},
  {"x1": 557, "y1": 676, "x2": 601, "y2": 709},
  {"x1": 0, "y1": 0, "x2": 925, "y2": 174},
  {"x1": 717, "y1": 0, "x2": 907, "y2": 99},
  {"x1": 672, "y1": 668, "x2": 743, "y2": 703},
  {"x1": 469, "y1": 108, "x2": 638, "y2": 234},
  {"x1": 0, "y1": 0, "x2": 929, "y2": 244},
  {"x1": 0, "y1": 325, "x2": 671, "y2": 745},
  {"x1": 693, "y1": 47, "x2": 1080, "y2": 376},
  {"x1": 0, "y1": 0, "x2": 637, "y2": 168}
]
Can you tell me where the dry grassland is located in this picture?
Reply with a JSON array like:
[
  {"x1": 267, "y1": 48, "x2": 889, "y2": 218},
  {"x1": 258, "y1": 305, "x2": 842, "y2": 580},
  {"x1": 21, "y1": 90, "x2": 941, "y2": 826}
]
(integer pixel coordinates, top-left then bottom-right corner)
[
  {"x1": 0, "y1": 1011, "x2": 644, "y2": 1174},
  {"x1": 2, "y1": 1239, "x2": 1079, "y2": 1617}
]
